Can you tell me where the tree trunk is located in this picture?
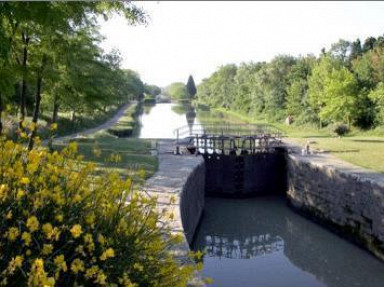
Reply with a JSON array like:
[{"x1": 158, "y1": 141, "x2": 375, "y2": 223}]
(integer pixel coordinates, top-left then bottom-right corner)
[
  {"x1": 70, "y1": 110, "x2": 75, "y2": 122},
  {"x1": 52, "y1": 92, "x2": 59, "y2": 123},
  {"x1": 19, "y1": 31, "x2": 29, "y2": 129},
  {"x1": 28, "y1": 55, "x2": 46, "y2": 151}
]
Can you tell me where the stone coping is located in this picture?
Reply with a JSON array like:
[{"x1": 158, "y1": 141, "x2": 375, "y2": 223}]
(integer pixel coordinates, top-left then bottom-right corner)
[
  {"x1": 283, "y1": 139, "x2": 384, "y2": 188},
  {"x1": 144, "y1": 140, "x2": 205, "y2": 287}
]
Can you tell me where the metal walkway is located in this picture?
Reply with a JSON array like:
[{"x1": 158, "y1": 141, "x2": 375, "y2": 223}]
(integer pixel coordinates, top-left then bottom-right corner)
[{"x1": 174, "y1": 124, "x2": 284, "y2": 155}]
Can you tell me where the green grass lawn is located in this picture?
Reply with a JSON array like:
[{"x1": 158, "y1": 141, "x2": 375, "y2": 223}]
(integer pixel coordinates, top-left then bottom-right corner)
[{"x1": 53, "y1": 137, "x2": 158, "y2": 185}]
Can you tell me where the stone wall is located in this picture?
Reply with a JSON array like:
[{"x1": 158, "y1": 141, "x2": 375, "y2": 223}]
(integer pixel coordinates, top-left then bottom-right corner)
[
  {"x1": 287, "y1": 151, "x2": 384, "y2": 260},
  {"x1": 144, "y1": 140, "x2": 205, "y2": 286}
]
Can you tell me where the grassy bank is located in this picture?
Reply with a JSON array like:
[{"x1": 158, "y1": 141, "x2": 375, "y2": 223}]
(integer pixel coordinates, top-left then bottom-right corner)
[
  {"x1": 53, "y1": 137, "x2": 158, "y2": 184},
  {"x1": 201, "y1": 107, "x2": 384, "y2": 173}
]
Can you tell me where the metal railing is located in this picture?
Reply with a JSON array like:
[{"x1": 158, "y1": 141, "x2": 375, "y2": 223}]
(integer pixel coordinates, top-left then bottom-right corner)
[
  {"x1": 173, "y1": 124, "x2": 285, "y2": 155},
  {"x1": 174, "y1": 123, "x2": 283, "y2": 140}
]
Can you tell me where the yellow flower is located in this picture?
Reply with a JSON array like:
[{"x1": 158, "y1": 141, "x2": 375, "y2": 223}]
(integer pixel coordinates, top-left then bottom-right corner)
[
  {"x1": 5, "y1": 210, "x2": 12, "y2": 220},
  {"x1": 42, "y1": 244, "x2": 53, "y2": 256},
  {"x1": 7, "y1": 255, "x2": 24, "y2": 274},
  {"x1": 27, "y1": 216, "x2": 40, "y2": 232},
  {"x1": 50, "y1": 123, "x2": 58, "y2": 131},
  {"x1": 85, "y1": 265, "x2": 99, "y2": 279},
  {"x1": 42, "y1": 223, "x2": 53, "y2": 240},
  {"x1": 55, "y1": 214, "x2": 63, "y2": 223},
  {"x1": 16, "y1": 189, "x2": 25, "y2": 199},
  {"x1": 22, "y1": 232, "x2": 32, "y2": 246},
  {"x1": 133, "y1": 263, "x2": 144, "y2": 272},
  {"x1": 54, "y1": 255, "x2": 67, "y2": 272},
  {"x1": 100, "y1": 247, "x2": 115, "y2": 261},
  {"x1": 70, "y1": 224, "x2": 82, "y2": 238},
  {"x1": 95, "y1": 272, "x2": 107, "y2": 285},
  {"x1": 98, "y1": 234, "x2": 106, "y2": 246},
  {"x1": 20, "y1": 177, "x2": 30, "y2": 185},
  {"x1": 28, "y1": 258, "x2": 55, "y2": 287},
  {"x1": 70, "y1": 258, "x2": 85, "y2": 274},
  {"x1": 8, "y1": 227, "x2": 20, "y2": 241}
]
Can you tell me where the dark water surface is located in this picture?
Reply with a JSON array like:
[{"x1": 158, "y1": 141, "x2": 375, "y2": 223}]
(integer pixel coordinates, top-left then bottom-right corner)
[{"x1": 192, "y1": 197, "x2": 384, "y2": 287}]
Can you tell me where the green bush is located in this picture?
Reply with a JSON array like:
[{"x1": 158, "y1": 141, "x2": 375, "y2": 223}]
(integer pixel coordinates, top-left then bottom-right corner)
[
  {"x1": 0, "y1": 138, "x2": 195, "y2": 286},
  {"x1": 332, "y1": 123, "x2": 350, "y2": 137}
]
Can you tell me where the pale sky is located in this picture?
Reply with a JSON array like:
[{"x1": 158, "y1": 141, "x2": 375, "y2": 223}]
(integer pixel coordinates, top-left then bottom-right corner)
[{"x1": 100, "y1": 1, "x2": 384, "y2": 87}]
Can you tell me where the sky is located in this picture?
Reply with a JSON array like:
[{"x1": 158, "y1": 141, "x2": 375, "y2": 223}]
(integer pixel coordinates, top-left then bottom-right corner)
[{"x1": 99, "y1": 1, "x2": 384, "y2": 87}]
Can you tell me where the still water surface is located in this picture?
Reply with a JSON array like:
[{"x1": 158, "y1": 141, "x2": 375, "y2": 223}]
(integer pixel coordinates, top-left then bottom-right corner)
[
  {"x1": 192, "y1": 197, "x2": 384, "y2": 287},
  {"x1": 138, "y1": 103, "x2": 200, "y2": 139}
]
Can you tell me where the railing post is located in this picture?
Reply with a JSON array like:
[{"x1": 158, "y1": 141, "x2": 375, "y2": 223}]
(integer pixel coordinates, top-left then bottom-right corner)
[{"x1": 176, "y1": 129, "x2": 180, "y2": 155}]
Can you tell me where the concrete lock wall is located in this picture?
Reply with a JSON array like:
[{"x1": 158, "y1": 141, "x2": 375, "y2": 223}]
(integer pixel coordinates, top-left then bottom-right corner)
[
  {"x1": 287, "y1": 153, "x2": 384, "y2": 260},
  {"x1": 180, "y1": 160, "x2": 206, "y2": 244}
]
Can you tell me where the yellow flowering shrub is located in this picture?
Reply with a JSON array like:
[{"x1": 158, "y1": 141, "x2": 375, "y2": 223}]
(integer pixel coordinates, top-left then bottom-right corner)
[{"x1": 0, "y1": 137, "x2": 194, "y2": 286}]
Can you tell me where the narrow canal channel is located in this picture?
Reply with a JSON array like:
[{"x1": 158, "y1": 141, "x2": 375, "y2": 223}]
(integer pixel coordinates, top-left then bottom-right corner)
[{"x1": 138, "y1": 101, "x2": 384, "y2": 287}]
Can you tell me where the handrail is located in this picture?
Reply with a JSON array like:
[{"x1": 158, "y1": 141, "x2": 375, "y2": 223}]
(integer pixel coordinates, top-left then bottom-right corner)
[{"x1": 174, "y1": 123, "x2": 283, "y2": 140}]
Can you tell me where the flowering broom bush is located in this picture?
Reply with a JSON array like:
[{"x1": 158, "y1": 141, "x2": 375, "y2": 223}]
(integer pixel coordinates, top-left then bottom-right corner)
[{"x1": 0, "y1": 137, "x2": 194, "y2": 286}]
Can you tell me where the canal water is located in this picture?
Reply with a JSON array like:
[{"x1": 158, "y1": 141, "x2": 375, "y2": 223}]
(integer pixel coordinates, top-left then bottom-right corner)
[
  {"x1": 137, "y1": 102, "x2": 384, "y2": 287},
  {"x1": 138, "y1": 102, "x2": 201, "y2": 139},
  {"x1": 192, "y1": 197, "x2": 384, "y2": 287}
]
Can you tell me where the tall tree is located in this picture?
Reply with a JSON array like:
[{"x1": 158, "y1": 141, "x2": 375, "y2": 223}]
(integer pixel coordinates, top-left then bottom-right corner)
[{"x1": 186, "y1": 75, "x2": 197, "y2": 99}]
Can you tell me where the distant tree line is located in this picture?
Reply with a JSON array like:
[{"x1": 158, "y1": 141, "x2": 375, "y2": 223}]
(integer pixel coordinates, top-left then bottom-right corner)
[
  {"x1": 164, "y1": 75, "x2": 196, "y2": 101},
  {"x1": 196, "y1": 35, "x2": 384, "y2": 129},
  {"x1": 0, "y1": 2, "x2": 163, "y2": 146}
]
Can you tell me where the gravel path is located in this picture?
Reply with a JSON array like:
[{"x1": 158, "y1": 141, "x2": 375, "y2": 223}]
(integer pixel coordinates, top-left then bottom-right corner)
[{"x1": 52, "y1": 101, "x2": 136, "y2": 144}]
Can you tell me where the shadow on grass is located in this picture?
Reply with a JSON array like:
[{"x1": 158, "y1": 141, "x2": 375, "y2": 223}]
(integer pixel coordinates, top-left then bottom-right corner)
[
  {"x1": 351, "y1": 139, "x2": 384, "y2": 143},
  {"x1": 301, "y1": 134, "x2": 333, "y2": 138},
  {"x1": 329, "y1": 149, "x2": 360, "y2": 153}
]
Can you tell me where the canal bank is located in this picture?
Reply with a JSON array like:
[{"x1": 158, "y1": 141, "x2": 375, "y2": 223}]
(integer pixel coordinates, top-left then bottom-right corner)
[
  {"x1": 285, "y1": 141, "x2": 384, "y2": 261},
  {"x1": 143, "y1": 140, "x2": 205, "y2": 287}
]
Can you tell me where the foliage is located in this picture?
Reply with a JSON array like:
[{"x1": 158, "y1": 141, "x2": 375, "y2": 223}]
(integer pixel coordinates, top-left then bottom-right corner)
[
  {"x1": 332, "y1": 123, "x2": 350, "y2": 137},
  {"x1": 368, "y1": 82, "x2": 384, "y2": 125},
  {"x1": 0, "y1": 2, "x2": 153, "y2": 140},
  {"x1": 196, "y1": 34, "x2": 384, "y2": 130},
  {"x1": 164, "y1": 82, "x2": 188, "y2": 100},
  {"x1": 186, "y1": 75, "x2": 197, "y2": 99},
  {"x1": 106, "y1": 102, "x2": 141, "y2": 138},
  {"x1": 0, "y1": 137, "x2": 194, "y2": 286},
  {"x1": 144, "y1": 84, "x2": 161, "y2": 97}
]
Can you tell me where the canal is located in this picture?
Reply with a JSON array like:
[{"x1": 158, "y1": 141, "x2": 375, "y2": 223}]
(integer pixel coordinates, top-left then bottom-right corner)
[{"x1": 138, "y1": 101, "x2": 384, "y2": 287}]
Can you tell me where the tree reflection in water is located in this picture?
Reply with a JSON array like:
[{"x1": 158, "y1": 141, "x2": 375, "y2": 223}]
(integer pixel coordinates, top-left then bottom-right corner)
[{"x1": 192, "y1": 197, "x2": 384, "y2": 287}]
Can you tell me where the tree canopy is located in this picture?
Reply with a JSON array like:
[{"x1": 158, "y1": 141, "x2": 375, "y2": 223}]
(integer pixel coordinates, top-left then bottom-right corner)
[
  {"x1": 0, "y1": 2, "x2": 152, "y2": 141},
  {"x1": 196, "y1": 34, "x2": 384, "y2": 129}
]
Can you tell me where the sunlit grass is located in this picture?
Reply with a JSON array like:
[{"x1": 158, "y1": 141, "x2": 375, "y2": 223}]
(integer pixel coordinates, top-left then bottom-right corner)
[{"x1": 53, "y1": 137, "x2": 158, "y2": 183}]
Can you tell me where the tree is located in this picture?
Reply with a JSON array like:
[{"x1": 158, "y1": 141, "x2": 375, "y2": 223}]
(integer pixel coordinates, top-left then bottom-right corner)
[
  {"x1": 186, "y1": 75, "x2": 197, "y2": 99},
  {"x1": 319, "y1": 67, "x2": 359, "y2": 126},
  {"x1": 164, "y1": 82, "x2": 188, "y2": 100},
  {"x1": 368, "y1": 82, "x2": 384, "y2": 125}
]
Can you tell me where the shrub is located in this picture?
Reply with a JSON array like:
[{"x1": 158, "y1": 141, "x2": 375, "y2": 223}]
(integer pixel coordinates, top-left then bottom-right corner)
[
  {"x1": 332, "y1": 123, "x2": 350, "y2": 137},
  {"x1": 0, "y1": 138, "x2": 195, "y2": 286}
]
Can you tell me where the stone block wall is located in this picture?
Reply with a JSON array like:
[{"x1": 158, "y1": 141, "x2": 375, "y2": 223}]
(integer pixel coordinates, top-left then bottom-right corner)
[
  {"x1": 180, "y1": 160, "x2": 206, "y2": 244},
  {"x1": 287, "y1": 153, "x2": 384, "y2": 260}
]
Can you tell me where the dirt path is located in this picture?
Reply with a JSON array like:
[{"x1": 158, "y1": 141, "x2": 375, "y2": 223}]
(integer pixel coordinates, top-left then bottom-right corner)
[{"x1": 52, "y1": 101, "x2": 136, "y2": 143}]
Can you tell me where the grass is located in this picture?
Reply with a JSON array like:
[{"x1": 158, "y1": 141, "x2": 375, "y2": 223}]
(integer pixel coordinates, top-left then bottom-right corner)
[
  {"x1": 53, "y1": 137, "x2": 158, "y2": 185},
  {"x1": 106, "y1": 102, "x2": 141, "y2": 137},
  {"x1": 204, "y1": 108, "x2": 384, "y2": 173}
]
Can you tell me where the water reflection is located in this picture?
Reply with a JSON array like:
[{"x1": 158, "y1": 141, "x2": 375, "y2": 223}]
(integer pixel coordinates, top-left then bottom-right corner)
[
  {"x1": 138, "y1": 103, "x2": 201, "y2": 139},
  {"x1": 193, "y1": 197, "x2": 384, "y2": 287}
]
